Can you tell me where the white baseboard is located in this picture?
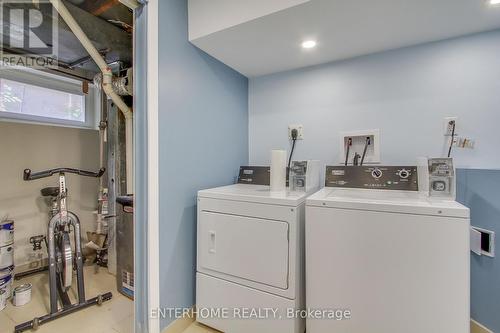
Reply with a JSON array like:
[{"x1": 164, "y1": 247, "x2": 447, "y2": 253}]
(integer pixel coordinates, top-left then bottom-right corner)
[{"x1": 471, "y1": 319, "x2": 494, "y2": 333}]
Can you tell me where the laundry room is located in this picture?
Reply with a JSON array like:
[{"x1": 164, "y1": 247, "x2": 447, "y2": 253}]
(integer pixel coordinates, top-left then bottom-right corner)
[
  {"x1": 1, "y1": 1, "x2": 136, "y2": 333},
  {"x1": 151, "y1": 1, "x2": 500, "y2": 333}
]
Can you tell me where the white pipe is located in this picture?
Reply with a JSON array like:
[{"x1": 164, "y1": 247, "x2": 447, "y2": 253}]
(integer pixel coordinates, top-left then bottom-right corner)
[{"x1": 49, "y1": 0, "x2": 134, "y2": 194}]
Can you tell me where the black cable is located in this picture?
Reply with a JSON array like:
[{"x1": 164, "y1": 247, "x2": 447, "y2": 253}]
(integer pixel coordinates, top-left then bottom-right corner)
[
  {"x1": 360, "y1": 137, "x2": 371, "y2": 166},
  {"x1": 345, "y1": 138, "x2": 352, "y2": 166},
  {"x1": 288, "y1": 129, "x2": 298, "y2": 170},
  {"x1": 447, "y1": 121, "x2": 456, "y2": 158},
  {"x1": 288, "y1": 138, "x2": 297, "y2": 170}
]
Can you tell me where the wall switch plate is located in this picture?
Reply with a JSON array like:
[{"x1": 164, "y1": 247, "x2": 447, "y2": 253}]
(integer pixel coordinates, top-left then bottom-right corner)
[
  {"x1": 340, "y1": 129, "x2": 380, "y2": 164},
  {"x1": 444, "y1": 117, "x2": 458, "y2": 136},
  {"x1": 288, "y1": 124, "x2": 304, "y2": 140}
]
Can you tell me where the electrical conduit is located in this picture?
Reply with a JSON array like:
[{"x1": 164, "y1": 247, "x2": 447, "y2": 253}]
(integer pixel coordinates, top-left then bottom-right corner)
[{"x1": 48, "y1": 0, "x2": 134, "y2": 194}]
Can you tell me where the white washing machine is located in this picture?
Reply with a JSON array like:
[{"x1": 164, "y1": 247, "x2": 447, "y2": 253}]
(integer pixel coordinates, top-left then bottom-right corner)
[
  {"x1": 306, "y1": 165, "x2": 470, "y2": 333},
  {"x1": 196, "y1": 164, "x2": 319, "y2": 333}
]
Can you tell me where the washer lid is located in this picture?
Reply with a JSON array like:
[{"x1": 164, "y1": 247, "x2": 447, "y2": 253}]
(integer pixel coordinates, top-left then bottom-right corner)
[
  {"x1": 307, "y1": 188, "x2": 469, "y2": 218},
  {"x1": 198, "y1": 184, "x2": 310, "y2": 206}
]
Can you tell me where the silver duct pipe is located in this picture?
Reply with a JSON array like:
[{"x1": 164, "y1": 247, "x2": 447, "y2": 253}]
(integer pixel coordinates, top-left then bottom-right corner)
[{"x1": 94, "y1": 68, "x2": 133, "y2": 97}]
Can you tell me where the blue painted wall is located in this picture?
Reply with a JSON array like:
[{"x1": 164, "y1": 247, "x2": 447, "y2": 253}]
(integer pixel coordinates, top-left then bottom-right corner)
[
  {"x1": 457, "y1": 169, "x2": 500, "y2": 332},
  {"x1": 249, "y1": 29, "x2": 500, "y2": 171},
  {"x1": 248, "y1": 29, "x2": 500, "y2": 331},
  {"x1": 158, "y1": 0, "x2": 249, "y2": 329}
]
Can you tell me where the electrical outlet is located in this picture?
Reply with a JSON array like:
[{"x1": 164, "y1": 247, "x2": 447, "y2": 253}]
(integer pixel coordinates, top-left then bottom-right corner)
[
  {"x1": 444, "y1": 117, "x2": 458, "y2": 136},
  {"x1": 288, "y1": 124, "x2": 304, "y2": 140}
]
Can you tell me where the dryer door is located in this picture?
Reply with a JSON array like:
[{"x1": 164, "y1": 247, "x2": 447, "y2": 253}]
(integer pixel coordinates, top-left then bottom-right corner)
[{"x1": 198, "y1": 211, "x2": 289, "y2": 289}]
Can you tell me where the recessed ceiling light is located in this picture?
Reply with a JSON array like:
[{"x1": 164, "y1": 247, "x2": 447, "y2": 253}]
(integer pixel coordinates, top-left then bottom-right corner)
[
  {"x1": 490, "y1": 0, "x2": 500, "y2": 5},
  {"x1": 302, "y1": 40, "x2": 317, "y2": 49}
]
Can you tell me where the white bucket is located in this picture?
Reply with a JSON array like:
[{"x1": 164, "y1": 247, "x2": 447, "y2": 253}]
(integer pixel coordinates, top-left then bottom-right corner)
[
  {"x1": 0, "y1": 267, "x2": 13, "y2": 299},
  {"x1": 13, "y1": 283, "x2": 31, "y2": 307},
  {"x1": 0, "y1": 289, "x2": 6, "y2": 311},
  {"x1": 0, "y1": 220, "x2": 14, "y2": 247},
  {"x1": 0, "y1": 245, "x2": 13, "y2": 269}
]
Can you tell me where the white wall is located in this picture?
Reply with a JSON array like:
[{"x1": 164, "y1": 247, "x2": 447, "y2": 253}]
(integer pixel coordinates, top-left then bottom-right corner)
[
  {"x1": 188, "y1": 0, "x2": 310, "y2": 40},
  {"x1": 249, "y1": 30, "x2": 500, "y2": 173},
  {"x1": 0, "y1": 122, "x2": 100, "y2": 269}
]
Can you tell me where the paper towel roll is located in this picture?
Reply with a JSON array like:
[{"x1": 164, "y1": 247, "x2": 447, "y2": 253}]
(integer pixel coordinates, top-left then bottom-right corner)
[{"x1": 270, "y1": 150, "x2": 287, "y2": 192}]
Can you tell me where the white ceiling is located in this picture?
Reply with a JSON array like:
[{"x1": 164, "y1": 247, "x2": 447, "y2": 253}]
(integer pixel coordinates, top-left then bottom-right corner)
[
  {"x1": 189, "y1": 0, "x2": 500, "y2": 77},
  {"x1": 188, "y1": 0, "x2": 310, "y2": 40}
]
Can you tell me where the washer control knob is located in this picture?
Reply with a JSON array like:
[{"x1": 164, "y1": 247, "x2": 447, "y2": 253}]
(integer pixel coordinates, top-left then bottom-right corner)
[
  {"x1": 399, "y1": 169, "x2": 410, "y2": 179},
  {"x1": 371, "y1": 168, "x2": 383, "y2": 179}
]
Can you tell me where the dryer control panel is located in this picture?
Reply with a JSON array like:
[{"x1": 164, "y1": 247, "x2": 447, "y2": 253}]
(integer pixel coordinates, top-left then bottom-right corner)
[
  {"x1": 237, "y1": 166, "x2": 271, "y2": 185},
  {"x1": 325, "y1": 166, "x2": 419, "y2": 191}
]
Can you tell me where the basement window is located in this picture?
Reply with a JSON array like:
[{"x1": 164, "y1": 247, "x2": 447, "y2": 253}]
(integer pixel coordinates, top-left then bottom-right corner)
[
  {"x1": 0, "y1": 78, "x2": 85, "y2": 122},
  {"x1": 0, "y1": 67, "x2": 97, "y2": 129}
]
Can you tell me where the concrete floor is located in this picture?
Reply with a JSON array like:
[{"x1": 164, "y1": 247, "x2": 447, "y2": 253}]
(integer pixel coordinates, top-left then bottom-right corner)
[{"x1": 0, "y1": 265, "x2": 133, "y2": 333}]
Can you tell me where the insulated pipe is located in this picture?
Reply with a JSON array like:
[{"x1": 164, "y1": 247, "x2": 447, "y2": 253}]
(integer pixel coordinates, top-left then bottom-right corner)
[{"x1": 49, "y1": 0, "x2": 134, "y2": 194}]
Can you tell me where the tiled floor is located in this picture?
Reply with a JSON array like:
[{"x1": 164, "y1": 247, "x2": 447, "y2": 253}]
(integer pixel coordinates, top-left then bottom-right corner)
[
  {"x1": 0, "y1": 265, "x2": 133, "y2": 333},
  {"x1": 181, "y1": 322, "x2": 221, "y2": 333},
  {"x1": 179, "y1": 321, "x2": 482, "y2": 333}
]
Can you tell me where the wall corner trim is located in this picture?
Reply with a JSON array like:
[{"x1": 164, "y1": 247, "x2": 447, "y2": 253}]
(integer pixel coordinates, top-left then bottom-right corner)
[{"x1": 147, "y1": 0, "x2": 160, "y2": 332}]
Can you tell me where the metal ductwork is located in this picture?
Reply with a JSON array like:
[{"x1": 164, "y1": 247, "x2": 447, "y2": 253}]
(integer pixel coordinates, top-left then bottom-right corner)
[
  {"x1": 94, "y1": 68, "x2": 133, "y2": 96},
  {"x1": 48, "y1": 0, "x2": 134, "y2": 194},
  {"x1": 1, "y1": 1, "x2": 132, "y2": 80}
]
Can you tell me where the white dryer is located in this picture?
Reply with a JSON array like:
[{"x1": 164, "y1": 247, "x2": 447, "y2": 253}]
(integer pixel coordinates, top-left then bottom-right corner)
[
  {"x1": 306, "y1": 166, "x2": 470, "y2": 333},
  {"x1": 197, "y1": 164, "x2": 319, "y2": 333}
]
